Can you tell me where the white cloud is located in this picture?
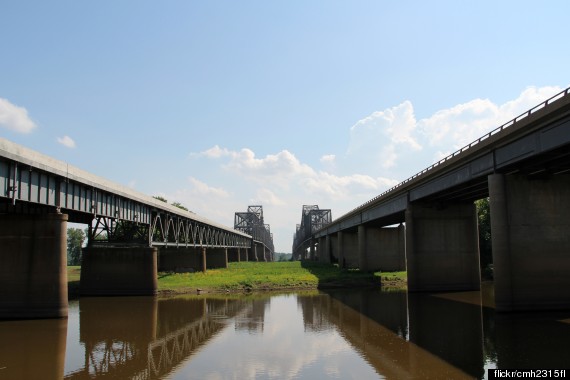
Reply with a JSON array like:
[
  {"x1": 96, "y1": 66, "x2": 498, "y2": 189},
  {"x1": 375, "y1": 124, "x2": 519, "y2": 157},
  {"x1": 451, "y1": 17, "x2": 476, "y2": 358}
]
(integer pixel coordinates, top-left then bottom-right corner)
[
  {"x1": 0, "y1": 98, "x2": 37, "y2": 133},
  {"x1": 252, "y1": 188, "x2": 286, "y2": 206},
  {"x1": 419, "y1": 85, "x2": 563, "y2": 156},
  {"x1": 182, "y1": 85, "x2": 563, "y2": 252},
  {"x1": 57, "y1": 135, "x2": 76, "y2": 148},
  {"x1": 320, "y1": 154, "x2": 335, "y2": 164},
  {"x1": 188, "y1": 177, "x2": 229, "y2": 198},
  {"x1": 346, "y1": 101, "x2": 422, "y2": 172}
]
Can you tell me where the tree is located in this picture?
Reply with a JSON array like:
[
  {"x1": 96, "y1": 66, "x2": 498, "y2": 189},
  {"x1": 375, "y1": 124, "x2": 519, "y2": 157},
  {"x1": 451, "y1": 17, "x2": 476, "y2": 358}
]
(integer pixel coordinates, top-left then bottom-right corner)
[
  {"x1": 67, "y1": 228, "x2": 85, "y2": 266},
  {"x1": 475, "y1": 198, "x2": 493, "y2": 278},
  {"x1": 153, "y1": 195, "x2": 168, "y2": 203},
  {"x1": 171, "y1": 202, "x2": 188, "y2": 211}
]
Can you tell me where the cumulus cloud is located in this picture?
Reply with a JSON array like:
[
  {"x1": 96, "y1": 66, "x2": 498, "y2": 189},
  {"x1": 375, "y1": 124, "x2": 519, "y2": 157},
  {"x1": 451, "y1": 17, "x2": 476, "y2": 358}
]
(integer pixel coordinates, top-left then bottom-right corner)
[
  {"x1": 345, "y1": 85, "x2": 564, "y2": 174},
  {"x1": 418, "y1": 85, "x2": 563, "y2": 161},
  {"x1": 347, "y1": 101, "x2": 421, "y2": 171},
  {"x1": 188, "y1": 177, "x2": 229, "y2": 198},
  {"x1": 184, "y1": 85, "x2": 563, "y2": 251},
  {"x1": 0, "y1": 98, "x2": 37, "y2": 133},
  {"x1": 57, "y1": 135, "x2": 76, "y2": 148}
]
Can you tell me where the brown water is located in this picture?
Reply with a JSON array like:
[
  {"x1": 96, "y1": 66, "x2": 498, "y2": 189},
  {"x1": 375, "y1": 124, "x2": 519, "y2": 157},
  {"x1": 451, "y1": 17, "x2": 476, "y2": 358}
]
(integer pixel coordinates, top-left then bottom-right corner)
[{"x1": 1, "y1": 284, "x2": 570, "y2": 379}]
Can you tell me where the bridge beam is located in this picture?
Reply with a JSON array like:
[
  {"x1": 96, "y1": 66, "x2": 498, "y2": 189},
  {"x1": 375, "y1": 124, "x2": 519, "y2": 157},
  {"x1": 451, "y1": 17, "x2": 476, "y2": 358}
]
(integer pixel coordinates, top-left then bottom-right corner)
[
  {"x1": 405, "y1": 201, "x2": 480, "y2": 292},
  {"x1": 489, "y1": 173, "x2": 570, "y2": 311},
  {"x1": 0, "y1": 213, "x2": 68, "y2": 319},
  {"x1": 80, "y1": 246, "x2": 158, "y2": 296}
]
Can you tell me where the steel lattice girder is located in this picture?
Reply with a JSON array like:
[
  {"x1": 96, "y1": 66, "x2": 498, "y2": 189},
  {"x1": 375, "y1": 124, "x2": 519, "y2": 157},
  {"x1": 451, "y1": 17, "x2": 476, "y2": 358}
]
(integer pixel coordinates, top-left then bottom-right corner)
[{"x1": 293, "y1": 205, "x2": 332, "y2": 251}]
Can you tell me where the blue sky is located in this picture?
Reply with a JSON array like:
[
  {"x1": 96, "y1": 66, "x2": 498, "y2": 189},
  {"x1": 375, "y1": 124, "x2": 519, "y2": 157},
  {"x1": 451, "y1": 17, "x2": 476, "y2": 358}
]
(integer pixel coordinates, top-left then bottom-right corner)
[{"x1": 1, "y1": 1, "x2": 569, "y2": 252}]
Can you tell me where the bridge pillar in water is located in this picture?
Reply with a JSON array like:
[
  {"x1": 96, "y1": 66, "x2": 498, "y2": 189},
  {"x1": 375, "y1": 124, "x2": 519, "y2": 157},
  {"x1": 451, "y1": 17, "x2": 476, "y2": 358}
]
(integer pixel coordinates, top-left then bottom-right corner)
[
  {"x1": 405, "y1": 201, "x2": 480, "y2": 292},
  {"x1": 489, "y1": 173, "x2": 570, "y2": 311},
  {"x1": 309, "y1": 238, "x2": 316, "y2": 260},
  {"x1": 0, "y1": 213, "x2": 68, "y2": 319},
  {"x1": 80, "y1": 246, "x2": 157, "y2": 296},
  {"x1": 158, "y1": 247, "x2": 201, "y2": 272},
  {"x1": 365, "y1": 224, "x2": 406, "y2": 272}
]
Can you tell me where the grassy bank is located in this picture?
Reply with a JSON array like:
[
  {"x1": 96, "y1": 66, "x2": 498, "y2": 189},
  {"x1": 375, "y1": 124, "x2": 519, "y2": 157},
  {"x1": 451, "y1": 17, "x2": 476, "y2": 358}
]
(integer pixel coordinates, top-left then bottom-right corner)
[{"x1": 67, "y1": 262, "x2": 407, "y2": 296}]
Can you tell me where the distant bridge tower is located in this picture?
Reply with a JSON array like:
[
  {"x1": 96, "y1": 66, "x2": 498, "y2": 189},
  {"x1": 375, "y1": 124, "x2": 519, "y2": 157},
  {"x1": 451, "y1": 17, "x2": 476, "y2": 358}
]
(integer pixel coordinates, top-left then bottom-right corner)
[
  {"x1": 234, "y1": 205, "x2": 274, "y2": 261},
  {"x1": 292, "y1": 205, "x2": 331, "y2": 261}
]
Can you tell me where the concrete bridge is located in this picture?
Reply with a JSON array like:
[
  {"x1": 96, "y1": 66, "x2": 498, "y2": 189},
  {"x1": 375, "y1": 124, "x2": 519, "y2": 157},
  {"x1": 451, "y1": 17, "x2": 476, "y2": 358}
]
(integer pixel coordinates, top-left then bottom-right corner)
[
  {"x1": 0, "y1": 138, "x2": 273, "y2": 319},
  {"x1": 293, "y1": 87, "x2": 570, "y2": 312}
]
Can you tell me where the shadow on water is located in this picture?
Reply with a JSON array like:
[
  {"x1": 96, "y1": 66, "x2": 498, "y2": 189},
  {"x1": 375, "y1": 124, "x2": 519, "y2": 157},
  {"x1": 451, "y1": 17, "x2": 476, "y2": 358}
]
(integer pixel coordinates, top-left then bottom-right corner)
[{"x1": 310, "y1": 285, "x2": 570, "y2": 379}]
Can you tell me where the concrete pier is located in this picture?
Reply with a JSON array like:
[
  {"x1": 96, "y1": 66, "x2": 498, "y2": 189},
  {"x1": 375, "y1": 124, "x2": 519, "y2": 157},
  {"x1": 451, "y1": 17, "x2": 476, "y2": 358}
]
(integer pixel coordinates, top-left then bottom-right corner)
[
  {"x1": 206, "y1": 248, "x2": 228, "y2": 269},
  {"x1": 405, "y1": 202, "x2": 480, "y2": 292},
  {"x1": 365, "y1": 224, "x2": 406, "y2": 272},
  {"x1": 337, "y1": 229, "x2": 359, "y2": 269},
  {"x1": 0, "y1": 213, "x2": 68, "y2": 319},
  {"x1": 158, "y1": 247, "x2": 201, "y2": 273},
  {"x1": 80, "y1": 246, "x2": 158, "y2": 296},
  {"x1": 489, "y1": 173, "x2": 570, "y2": 311}
]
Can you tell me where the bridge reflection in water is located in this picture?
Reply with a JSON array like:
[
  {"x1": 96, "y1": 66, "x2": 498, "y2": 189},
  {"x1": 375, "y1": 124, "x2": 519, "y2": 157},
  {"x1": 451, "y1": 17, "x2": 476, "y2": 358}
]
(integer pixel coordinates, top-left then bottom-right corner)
[{"x1": 2, "y1": 288, "x2": 570, "y2": 379}]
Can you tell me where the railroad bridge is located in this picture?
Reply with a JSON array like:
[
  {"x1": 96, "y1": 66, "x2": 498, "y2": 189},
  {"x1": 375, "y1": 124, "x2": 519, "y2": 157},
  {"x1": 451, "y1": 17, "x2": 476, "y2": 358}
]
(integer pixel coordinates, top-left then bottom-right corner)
[
  {"x1": 293, "y1": 87, "x2": 570, "y2": 312},
  {"x1": 0, "y1": 139, "x2": 273, "y2": 319}
]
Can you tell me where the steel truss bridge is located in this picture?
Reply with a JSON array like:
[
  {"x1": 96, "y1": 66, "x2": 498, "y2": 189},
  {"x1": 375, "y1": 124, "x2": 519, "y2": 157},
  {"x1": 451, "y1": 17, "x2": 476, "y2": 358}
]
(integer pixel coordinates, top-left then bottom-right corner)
[
  {"x1": 0, "y1": 138, "x2": 251, "y2": 248},
  {"x1": 292, "y1": 205, "x2": 331, "y2": 259},
  {"x1": 234, "y1": 205, "x2": 275, "y2": 253}
]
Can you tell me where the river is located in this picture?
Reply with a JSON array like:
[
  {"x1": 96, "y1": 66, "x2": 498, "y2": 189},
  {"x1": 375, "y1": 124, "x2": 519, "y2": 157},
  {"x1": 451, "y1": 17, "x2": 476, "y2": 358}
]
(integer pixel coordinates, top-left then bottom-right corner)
[{"x1": 1, "y1": 284, "x2": 570, "y2": 379}]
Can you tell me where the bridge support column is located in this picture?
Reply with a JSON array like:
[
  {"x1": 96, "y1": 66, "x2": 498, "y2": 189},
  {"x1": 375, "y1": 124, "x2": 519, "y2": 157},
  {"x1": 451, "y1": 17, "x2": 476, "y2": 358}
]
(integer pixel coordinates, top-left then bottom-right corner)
[
  {"x1": 339, "y1": 229, "x2": 359, "y2": 269},
  {"x1": 365, "y1": 224, "x2": 406, "y2": 272},
  {"x1": 405, "y1": 201, "x2": 480, "y2": 292},
  {"x1": 204, "y1": 247, "x2": 228, "y2": 269},
  {"x1": 158, "y1": 247, "x2": 201, "y2": 272},
  {"x1": 337, "y1": 232, "x2": 345, "y2": 268},
  {"x1": 81, "y1": 246, "x2": 157, "y2": 296},
  {"x1": 324, "y1": 235, "x2": 331, "y2": 263},
  {"x1": 309, "y1": 238, "x2": 315, "y2": 261},
  {"x1": 0, "y1": 213, "x2": 68, "y2": 319},
  {"x1": 358, "y1": 225, "x2": 368, "y2": 271},
  {"x1": 489, "y1": 173, "x2": 570, "y2": 311}
]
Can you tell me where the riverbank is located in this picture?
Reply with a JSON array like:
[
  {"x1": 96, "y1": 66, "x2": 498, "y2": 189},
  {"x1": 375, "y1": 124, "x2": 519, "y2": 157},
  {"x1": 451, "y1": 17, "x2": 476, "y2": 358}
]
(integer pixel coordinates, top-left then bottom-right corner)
[{"x1": 67, "y1": 261, "x2": 407, "y2": 297}]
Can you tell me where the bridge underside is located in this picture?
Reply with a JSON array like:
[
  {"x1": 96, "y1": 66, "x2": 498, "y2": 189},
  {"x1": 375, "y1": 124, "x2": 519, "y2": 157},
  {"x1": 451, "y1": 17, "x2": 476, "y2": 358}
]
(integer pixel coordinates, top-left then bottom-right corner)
[{"x1": 308, "y1": 171, "x2": 570, "y2": 312}]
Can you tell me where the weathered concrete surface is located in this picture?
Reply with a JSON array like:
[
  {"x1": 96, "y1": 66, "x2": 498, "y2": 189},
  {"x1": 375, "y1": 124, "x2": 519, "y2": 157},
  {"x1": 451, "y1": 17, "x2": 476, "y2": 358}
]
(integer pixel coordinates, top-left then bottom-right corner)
[
  {"x1": 206, "y1": 248, "x2": 228, "y2": 269},
  {"x1": 158, "y1": 247, "x2": 201, "y2": 273},
  {"x1": 366, "y1": 224, "x2": 406, "y2": 272},
  {"x1": 338, "y1": 230, "x2": 359, "y2": 269},
  {"x1": 406, "y1": 202, "x2": 480, "y2": 292},
  {"x1": 490, "y1": 173, "x2": 570, "y2": 311},
  {"x1": 80, "y1": 246, "x2": 157, "y2": 296},
  {"x1": 0, "y1": 213, "x2": 68, "y2": 319}
]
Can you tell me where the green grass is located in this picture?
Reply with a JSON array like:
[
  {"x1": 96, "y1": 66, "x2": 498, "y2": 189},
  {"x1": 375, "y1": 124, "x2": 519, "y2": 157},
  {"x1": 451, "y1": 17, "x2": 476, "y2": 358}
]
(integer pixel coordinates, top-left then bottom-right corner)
[
  {"x1": 67, "y1": 262, "x2": 406, "y2": 295},
  {"x1": 159, "y1": 261, "x2": 382, "y2": 293}
]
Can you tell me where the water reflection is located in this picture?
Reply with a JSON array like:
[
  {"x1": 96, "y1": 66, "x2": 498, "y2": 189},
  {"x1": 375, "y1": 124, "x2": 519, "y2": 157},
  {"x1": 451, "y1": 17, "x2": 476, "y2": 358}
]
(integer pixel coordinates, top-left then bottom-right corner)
[{"x1": 1, "y1": 285, "x2": 570, "y2": 379}]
